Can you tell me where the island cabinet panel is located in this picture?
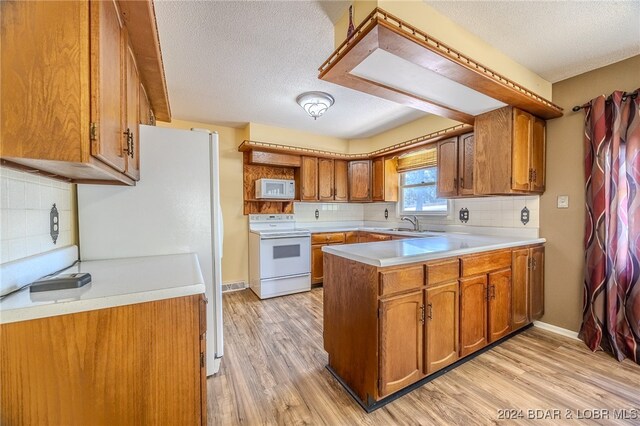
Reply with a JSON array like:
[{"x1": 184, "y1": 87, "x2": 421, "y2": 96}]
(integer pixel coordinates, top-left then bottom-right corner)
[
  {"x1": 334, "y1": 160, "x2": 349, "y2": 202},
  {"x1": 318, "y1": 158, "x2": 335, "y2": 201},
  {"x1": 348, "y1": 160, "x2": 372, "y2": 201},
  {"x1": 459, "y1": 275, "x2": 488, "y2": 357},
  {"x1": 488, "y1": 269, "x2": 513, "y2": 342},
  {"x1": 0, "y1": 295, "x2": 206, "y2": 425},
  {"x1": 426, "y1": 259, "x2": 459, "y2": 286},
  {"x1": 379, "y1": 291, "x2": 424, "y2": 397},
  {"x1": 529, "y1": 246, "x2": 545, "y2": 320},
  {"x1": 425, "y1": 282, "x2": 459, "y2": 374},
  {"x1": 511, "y1": 248, "x2": 530, "y2": 330},
  {"x1": 299, "y1": 156, "x2": 319, "y2": 201},
  {"x1": 379, "y1": 266, "x2": 424, "y2": 296}
]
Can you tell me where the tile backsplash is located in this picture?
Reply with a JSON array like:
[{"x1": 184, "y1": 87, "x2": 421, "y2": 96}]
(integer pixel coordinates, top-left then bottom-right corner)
[{"x1": 0, "y1": 167, "x2": 73, "y2": 263}]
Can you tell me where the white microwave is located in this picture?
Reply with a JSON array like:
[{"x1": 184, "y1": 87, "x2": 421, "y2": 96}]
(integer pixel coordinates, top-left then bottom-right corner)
[{"x1": 255, "y1": 178, "x2": 295, "y2": 199}]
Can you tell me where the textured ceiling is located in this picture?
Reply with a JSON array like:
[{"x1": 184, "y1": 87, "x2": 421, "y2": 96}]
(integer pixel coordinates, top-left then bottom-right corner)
[
  {"x1": 153, "y1": 0, "x2": 426, "y2": 139},
  {"x1": 427, "y1": 0, "x2": 640, "y2": 83},
  {"x1": 154, "y1": 1, "x2": 639, "y2": 139}
]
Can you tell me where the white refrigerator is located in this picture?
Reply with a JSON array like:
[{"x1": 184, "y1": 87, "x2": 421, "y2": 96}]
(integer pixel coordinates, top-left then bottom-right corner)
[{"x1": 77, "y1": 125, "x2": 224, "y2": 376}]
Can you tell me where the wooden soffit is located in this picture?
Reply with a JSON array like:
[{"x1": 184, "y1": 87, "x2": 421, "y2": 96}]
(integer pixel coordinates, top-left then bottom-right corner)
[
  {"x1": 118, "y1": 0, "x2": 171, "y2": 122},
  {"x1": 238, "y1": 123, "x2": 473, "y2": 161},
  {"x1": 318, "y1": 8, "x2": 563, "y2": 123}
]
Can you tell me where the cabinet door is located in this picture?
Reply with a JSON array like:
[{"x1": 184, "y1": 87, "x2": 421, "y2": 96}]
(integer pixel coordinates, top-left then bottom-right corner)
[
  {"x1": 139, "y1": 83, "x2": 153, "y2": 126},
  {"x1": 379, "y1": 291, "x2": 423, "y2": 397},
  {"x1": 488, "y1": 268, "x2": 512, "y2": 343},
  {"x1": 437, "y1": 137, "x2": 458, "y2": 197},
  {"x1": 511, "y1": 249, "x2": 529, "y2": 330},
  {"x1": 300, "y1": 157, "x2": 318, "y2": 201},
  {"x1": 425, "y1": 282, "x2": 459, "y2": 374},
  {"x1": 457, "y1": 133, "x2": 474, "y2": 196},
  {"x1": 334, "y1": 160, "x2": 349, "y2": 202},
  {"x1": 123, "y1": 39, "x2": 140, "y2": 180},
  {"x1": 91, "y1": 0, "x2": 126, "y2": 173},
  {"x1": 529, "y1": 246, "x2": 545, "y2": 320},
  {"x1": 530, "y1": 118, "x2": 546, "y2": 192},
  {"x1": 459, "y1": 276, "x2": 488, "y2": 356},
  {"x1": 311, "y1": 244, "x2": 324, "y2": 284},
  {"x1": 318, "y1": 158, "x2": 335, "y2": 201},
  {"x1": 372, "y1": 158, "x2": 384, "y2": 201},
  {"x1": 348, "y1": 160, "x2": 371, "y2": 201},
  {"x1": 512, "y1": 109, "x2": 532, "y2": 191}
]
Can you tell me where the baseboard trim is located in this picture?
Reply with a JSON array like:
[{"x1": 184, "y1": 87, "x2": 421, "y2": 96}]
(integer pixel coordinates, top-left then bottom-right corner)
[{"x1": 533, "y1": 321, "x2": 580, "y2": 340}]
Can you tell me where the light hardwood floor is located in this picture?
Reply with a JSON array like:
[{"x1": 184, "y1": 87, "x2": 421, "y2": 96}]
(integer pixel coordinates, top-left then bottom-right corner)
[{"x1": 208, "y1": 288, "x2": 640, "y2": 425}]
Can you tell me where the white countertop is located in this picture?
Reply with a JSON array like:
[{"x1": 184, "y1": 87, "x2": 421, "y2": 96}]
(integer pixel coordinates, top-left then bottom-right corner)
[
  {"x1": 322, "y1": 233, "x2": 545, "y2": 267},
  {"x1": 0, "y1": 253, "x2": 206, "y2": 324}
]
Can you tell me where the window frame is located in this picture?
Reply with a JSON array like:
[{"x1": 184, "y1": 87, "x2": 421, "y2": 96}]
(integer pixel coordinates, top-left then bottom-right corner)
[{"x1": 397, "y1": 166, "x2": 452, "y2": 217}]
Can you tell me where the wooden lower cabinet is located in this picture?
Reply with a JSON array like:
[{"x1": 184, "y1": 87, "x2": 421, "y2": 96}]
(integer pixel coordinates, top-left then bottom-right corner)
[
  {"x1": 488, "y1": 268, "x2": 512, "y2": 342},
  {"x1": 312, "y1": 244, "x2": 324, "y2": 284},
  {"x1": 425, "y1": 282, "x2": 459, "y2": 374},
  {"x1": 511, "y1": 248, "x2": 530, "y2": 330},
  {"x1": 378, "y1": 291, "x2": 424, "y2": 397},
  {"x1": 0, "y1": 294, "x2": 207, "y2": 425},
  {"x1": 530, "y1": 246, "x2": 545, "y2": 320},
  {"x1": 459, "y1": 275, "x2": 488, "y2": 357},
  {"x1": 324, "y1": 246, "x2": 543, "y2": 407}
]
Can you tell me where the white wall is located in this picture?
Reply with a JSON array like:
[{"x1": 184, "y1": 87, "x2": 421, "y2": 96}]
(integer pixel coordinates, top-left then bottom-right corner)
[{"x1": 0, "y1": 167, "x2": 73, "y2": 263}]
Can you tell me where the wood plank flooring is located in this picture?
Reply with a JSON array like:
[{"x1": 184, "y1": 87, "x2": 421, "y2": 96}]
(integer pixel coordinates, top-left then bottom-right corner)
[{"x1": 208, "y1": 288, "x2": 640, "y2": 425}]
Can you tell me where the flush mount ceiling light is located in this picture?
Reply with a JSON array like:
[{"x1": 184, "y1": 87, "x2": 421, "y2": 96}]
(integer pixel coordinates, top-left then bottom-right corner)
[{"x1": 296, "y1": 91, "x2": 335, "y2": 120}]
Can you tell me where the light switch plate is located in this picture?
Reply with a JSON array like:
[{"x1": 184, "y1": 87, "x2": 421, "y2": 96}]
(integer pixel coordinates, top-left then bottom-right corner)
[{"x1": 557, "y1": 195, "x2": 569, "y2": 209}]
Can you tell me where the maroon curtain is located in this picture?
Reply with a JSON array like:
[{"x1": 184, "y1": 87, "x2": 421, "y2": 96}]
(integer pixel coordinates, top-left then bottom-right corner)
[{"x1": 580, "y1": 89, "x2": 640, "y2": 364}]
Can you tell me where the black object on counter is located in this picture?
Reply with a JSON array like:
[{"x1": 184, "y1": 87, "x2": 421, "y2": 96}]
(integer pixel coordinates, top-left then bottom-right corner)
[{"x1": 30, "y1": 273, "x2": 92, "y2": 292}]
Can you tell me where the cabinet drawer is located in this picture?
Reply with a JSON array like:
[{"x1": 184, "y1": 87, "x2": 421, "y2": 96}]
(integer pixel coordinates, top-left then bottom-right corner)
[
  {"x1": 312, "y1": 232, "x2": 345, "y2": 244},
  {"x1": 461, "y1": 250, "x2": 512, "y2": 277},
  {"x1": 379, "y1": 266, "x2": 424, "y2": 296},
  {"x1": 426, "y1": 259, "x2": 459, "y2": 286}
]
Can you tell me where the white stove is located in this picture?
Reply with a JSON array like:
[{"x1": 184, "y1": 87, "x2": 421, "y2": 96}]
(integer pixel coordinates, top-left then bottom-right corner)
[{"x1": 248, "y1": 215, "x2": 311, "y2": 299}]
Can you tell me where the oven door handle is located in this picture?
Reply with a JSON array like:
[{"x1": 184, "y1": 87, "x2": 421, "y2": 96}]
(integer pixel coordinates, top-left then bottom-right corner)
[{"x1": 260, "y1": 273, "x2": 310, "y2": 282}]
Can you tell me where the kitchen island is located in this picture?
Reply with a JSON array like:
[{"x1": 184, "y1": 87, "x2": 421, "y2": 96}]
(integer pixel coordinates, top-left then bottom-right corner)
[{"x1": 322, "y1": 234, "x2": 545, "y2": 411}]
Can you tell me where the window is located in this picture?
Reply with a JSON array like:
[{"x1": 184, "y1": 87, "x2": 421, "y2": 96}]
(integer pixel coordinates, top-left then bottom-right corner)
[{"x1": 399, "y1": 167, "x2": 449, "y2": 215}]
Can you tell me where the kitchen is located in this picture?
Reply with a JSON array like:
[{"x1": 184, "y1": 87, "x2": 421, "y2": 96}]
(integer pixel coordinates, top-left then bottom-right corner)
[{"x1": 1, "y1": 1, "x2": 639, "y2": 425}]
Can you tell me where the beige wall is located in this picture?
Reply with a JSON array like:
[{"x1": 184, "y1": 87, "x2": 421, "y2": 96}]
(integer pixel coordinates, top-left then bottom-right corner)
[
  {"x1": 335, "y1": 0, "x2": 551, "y2": 98},
  {"x1": 541, "y1": 55, "x2": 640, "y2": 331},
  {"x1": 248, "y1": 122, "x2": 349, "y2": 153},
  {"x1": 348, "y1": 115, "x2": 459, "y2": 153}
]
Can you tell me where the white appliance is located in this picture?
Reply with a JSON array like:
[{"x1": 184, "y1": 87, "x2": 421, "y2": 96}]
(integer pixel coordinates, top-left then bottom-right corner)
[
  {"x1": 249, "y1": 215, "x2": 311, "y2": 299},
  {"x1": 255, "y1": 178, "x2": 295, "y2": 199},
  {"x1": 77, "y1": 125, "x2": 224, "y2": 376}
]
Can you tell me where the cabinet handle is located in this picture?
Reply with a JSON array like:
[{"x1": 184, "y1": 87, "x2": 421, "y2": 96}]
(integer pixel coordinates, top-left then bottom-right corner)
[
  {"x1": 532, "y1": 169, "x2": 537, "y2": 182},
  {"x1": 454, "y1": 177, "x2": 458, "y2": 189},
  {"x1": 129, "y1": 132, "x2": 134, "y2": 159},
  {"x1": 528, "y1": 168, "x2": 534, "y2": 183},
  {"x1": 427, "y1": 303, "x2": 433, "y2": 320},
  {"x1": 123, "y1": 128, "x2": 134, "y2": 158},
  {"x1": 420, "y1": 305, "x2": 425, "y2": 324},
  {"x1": 460, "y1": 177, "x2": 464, "y2": 188},
  {"x1": 491, "y1": 285, "x2": 496, "y2": 300},
  {"x1": 532, "y1": 258, "x2": 537, "y2": 270}
]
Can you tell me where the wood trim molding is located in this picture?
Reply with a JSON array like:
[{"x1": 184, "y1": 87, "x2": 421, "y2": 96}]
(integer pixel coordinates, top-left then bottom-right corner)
[
  {"x1": 117, "y1": 0, "x2": 171, "y2": 122},
  {"x1": 238, "y1": 123, "x2": 473, "y2": 161},
  {"x1": 319, "y1": 8, "x2": 563, "y2": 121}
]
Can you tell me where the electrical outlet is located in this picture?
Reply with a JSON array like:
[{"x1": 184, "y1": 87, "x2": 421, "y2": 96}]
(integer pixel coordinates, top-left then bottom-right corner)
[
  {"x1": 520, "y1": 207, "x2": 530, "y2": 225},
  {"x1": 557, "y1": 195, "x2": 569, "y2": 208},
  {"x1": 50, "y1": 204, "x2": 59, "y2": 244},
  {"x1": 459, "y1": 208, "x2": 469, "y2": 223},
  {"x1": 384, "y1": 208, "x2": 389, "y2": 219},
  {"x1": 314, "y1": 209, "x2": 319, "y2": 219}
]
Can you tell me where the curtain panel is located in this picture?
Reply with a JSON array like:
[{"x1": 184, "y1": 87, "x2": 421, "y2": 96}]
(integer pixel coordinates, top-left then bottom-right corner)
[{"x1": 580, "y1": 89, "x2": 640, "y2": 364}]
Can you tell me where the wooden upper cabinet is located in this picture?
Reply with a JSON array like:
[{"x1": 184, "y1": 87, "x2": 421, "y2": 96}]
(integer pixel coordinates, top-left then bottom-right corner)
[
  {"x1": 474, "y1": 106, "x2": 546, "y2": 195},
  {"x1": 378, "y1": 291, "x2": 423, "y2": 397},
  {"x1": 0, "y1": 0, "x2": 166, "y2": 185},
  {"x1": 437, "y1": 137, "x2": 459, "y2": 198},
  {"x1": 123, "y1": 38, "x2": 140, "y2": 180},
  {"x1": 91, "y1": 0, "x2": 126, "y2": 173},
  {"x1": 425, "y1": 282, "x2": 459, "y2": 374},
  {"x1": 372, "y1": 157, "x2": 398, "y2": 202},
  {"x1": 437, "y1": 133, "x2": 475, "y2": 198},
  {"x1": 139, "y1": 84, "x2": 153, "y2": 126},
  {"x1": 488, "y1": 268, "x2": 512, "y2": 343},
  {"x1": 348, "y1": 160, "x2": 371, "y2": 201},
  {"x1": 457, "y1": 133, "x2": 474, "y2": 196},
  {"x1": 334, "y1": 160, "x2": 349, "y2": 202},
  {"x1": 299, "y1": 156, "x2": 318, "y2": 201},
  {"x1": 318, "y1": 158, "x2": 334, "y2": 201},
  {"x1": 529, "y1": 246, "x2": 545, "y2": 320}
]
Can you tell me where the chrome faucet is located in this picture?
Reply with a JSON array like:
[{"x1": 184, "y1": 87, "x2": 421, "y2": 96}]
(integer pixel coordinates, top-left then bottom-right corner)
[{"x1": 401, "y1": 215, "x2": 420, "y2": 231}]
